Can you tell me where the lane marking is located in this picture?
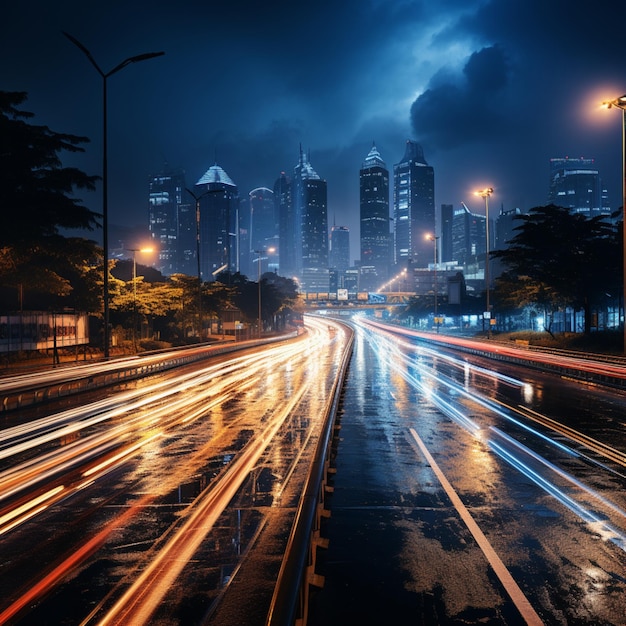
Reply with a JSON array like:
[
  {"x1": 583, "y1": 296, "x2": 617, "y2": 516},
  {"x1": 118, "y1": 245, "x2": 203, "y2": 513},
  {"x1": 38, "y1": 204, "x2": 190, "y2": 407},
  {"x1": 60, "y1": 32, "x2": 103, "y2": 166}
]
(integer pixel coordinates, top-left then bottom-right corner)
[{"x1": 409, "y1": 427, "x2": 543, "y2": 626}]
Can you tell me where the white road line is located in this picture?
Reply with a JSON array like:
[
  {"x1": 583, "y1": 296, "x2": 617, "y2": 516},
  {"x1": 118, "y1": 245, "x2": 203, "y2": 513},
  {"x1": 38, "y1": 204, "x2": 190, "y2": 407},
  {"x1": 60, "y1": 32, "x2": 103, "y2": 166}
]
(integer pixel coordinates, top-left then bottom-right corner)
[{"x1": 409, "y1": 427, "x2": 543, "y2": 626}]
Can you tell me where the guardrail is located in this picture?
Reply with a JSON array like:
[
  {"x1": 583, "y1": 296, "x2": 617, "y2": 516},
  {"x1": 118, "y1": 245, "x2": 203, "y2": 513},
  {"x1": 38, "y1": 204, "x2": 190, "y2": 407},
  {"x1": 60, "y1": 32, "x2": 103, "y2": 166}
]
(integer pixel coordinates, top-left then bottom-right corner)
[
  {"x1": 1, "y1": 334, "x2": 297, "y2": 414},
  {"x1": 266, "y1": 323, "x2": 355, "y2": 626},
  {"x1": 492, "y1": 336, "x2": 626, "y2": 366},
  {"x1": 364, "y1": 320, "x2": 626, "y2": 391}
]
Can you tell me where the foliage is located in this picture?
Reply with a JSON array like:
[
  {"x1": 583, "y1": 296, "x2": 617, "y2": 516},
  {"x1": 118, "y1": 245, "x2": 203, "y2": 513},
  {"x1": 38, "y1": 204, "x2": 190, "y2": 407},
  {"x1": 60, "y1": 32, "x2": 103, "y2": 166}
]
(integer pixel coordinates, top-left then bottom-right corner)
[
  {"x1": 491, "y1": 204, "x2": 621, "y2": 334},
  {"x1": 0, "y1": 91, "x2": 101, "y2": 310},
  {"x1": 493, "y1": 330, "x2": 623, "y2": 354},
  {"x1": 226, "y1": 272, "x2": 301, "y2": 330},
  {"x1": 105, "y1": 269, "x2": 300, "y2": 343}
]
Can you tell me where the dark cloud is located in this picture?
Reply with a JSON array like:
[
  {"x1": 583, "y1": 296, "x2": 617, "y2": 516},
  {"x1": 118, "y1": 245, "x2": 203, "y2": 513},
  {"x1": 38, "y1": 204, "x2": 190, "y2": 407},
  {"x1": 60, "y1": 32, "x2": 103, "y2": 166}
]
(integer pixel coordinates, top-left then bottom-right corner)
[
  {"x1": 464, "y1": 46, "x2": 509, "y2": 93},
  {"x1": 410, "y1": 45, "x2": 512, "y2": 150},
  {"x1": 2, "y1": 0, "x2": 625, "y2": 258}
]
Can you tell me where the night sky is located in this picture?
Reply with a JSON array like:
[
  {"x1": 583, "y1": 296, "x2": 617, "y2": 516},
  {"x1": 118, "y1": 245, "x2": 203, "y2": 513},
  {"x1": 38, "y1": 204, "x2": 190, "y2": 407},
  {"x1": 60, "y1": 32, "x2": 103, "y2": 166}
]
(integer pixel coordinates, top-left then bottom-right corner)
[{"x1": 3, "y1": 0, "x2": 625, "y2": 262}]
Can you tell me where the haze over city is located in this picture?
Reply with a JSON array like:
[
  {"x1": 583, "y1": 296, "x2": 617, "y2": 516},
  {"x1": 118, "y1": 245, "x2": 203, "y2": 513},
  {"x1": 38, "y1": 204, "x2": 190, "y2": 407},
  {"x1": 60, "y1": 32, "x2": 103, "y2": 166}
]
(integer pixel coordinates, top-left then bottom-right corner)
[{"x1": 2, "y1": 0, "x2": 625, "y2": 259}]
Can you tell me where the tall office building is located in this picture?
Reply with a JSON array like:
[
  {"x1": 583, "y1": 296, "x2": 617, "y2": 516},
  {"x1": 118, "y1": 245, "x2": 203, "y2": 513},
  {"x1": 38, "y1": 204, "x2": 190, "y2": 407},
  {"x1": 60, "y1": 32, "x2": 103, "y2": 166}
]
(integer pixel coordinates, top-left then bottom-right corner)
[
  {"x1": 148, "y1": 166, "x2": 193, "y2": 275},
  {"x1": 249, "y1": 187, "x2": 277, "y2": 257},
  {"x1": 237, "y1": 196, "x2": 251, "y2": 278},
  {"x1": 548, "y1": 157, "x2": 610, "y2": 216},
  {"x1": 492, "y1": 206, "x2": 523, "y2": 280},
  {"x1": 359, "y1": 142, "x2": 390, "y2": 291},
  {"x1": 393, "y1": 140, "x2": 435, "y2": 268},
  {"x1": 329, "y1": 225, "x2": 350, "y2": 271},
  {"x1": 274, "y1": 172, "x2": 296, "y2": 278},
  {"x1": 440, "y1": 203, "x2": 454, "y2": 263},
  {"x1": 194, "y1": 162, "x2": 239, "y2": 280},
  {"x1": 495, "y1": 207, "x2": 522, "y2": 251},
  {"x1": 293, "y1": 148, "x2": 329, "y2": 292},
  {"x1": 246, "y1": 187, "x2": 277, "y2": 281},
  {"x1": 451, "y1": 202, "x2": 487, "y2": 275}
]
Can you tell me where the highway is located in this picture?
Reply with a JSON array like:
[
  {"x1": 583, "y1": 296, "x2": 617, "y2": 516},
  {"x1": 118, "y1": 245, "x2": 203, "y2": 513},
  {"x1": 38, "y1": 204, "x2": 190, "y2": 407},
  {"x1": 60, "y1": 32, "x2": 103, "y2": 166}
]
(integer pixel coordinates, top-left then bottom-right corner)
[
  {"x1": 0, "y1": 316, "x2": 352, "y2": 625},
  {"x1": 309, "y1": 316, "x2": 626, "y2": 625},
  {"x1": 2, "y1": 313, "x2": 626, "y2": 625}
]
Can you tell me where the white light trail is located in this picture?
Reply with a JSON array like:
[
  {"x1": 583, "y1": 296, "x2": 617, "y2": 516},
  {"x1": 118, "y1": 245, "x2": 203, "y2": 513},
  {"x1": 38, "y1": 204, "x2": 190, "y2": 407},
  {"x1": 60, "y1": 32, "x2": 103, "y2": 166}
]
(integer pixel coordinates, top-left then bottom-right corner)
[{"x1": 360, "y1": 319, "x2": 626, "y2": 553}]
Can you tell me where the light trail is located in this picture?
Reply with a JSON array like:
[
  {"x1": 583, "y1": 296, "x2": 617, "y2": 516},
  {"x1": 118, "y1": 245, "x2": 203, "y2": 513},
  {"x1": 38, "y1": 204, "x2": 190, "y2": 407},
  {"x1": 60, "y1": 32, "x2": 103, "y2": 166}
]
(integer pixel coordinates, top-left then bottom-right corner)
[
  {"x1": 93, "y1": 373, "x2": 312, "y2": 626},
  {"x1": 361, "y1": 318, "x2": 626, "y2": 382},
  {"x1": 409, "y1": 428, "x2": 544, "y2": 626},
  {"x1": 0, "y1": 336, "x2": 313, "y2": 491},
  {"x1": 358, "y1": 320, "x2": 626, "y2": 555},
  {"x1": 0, "y1": 485, "x2": 64, "y2": 536},
  {"x1": 0, "y1": 340, "x2": 305, "y2": 459},
  {"x1": 490, "y1": 429, "x2": 626, "y2": 526},
  {"x1": 0, "y1": 317, "x2": 349, "y2": 623}
]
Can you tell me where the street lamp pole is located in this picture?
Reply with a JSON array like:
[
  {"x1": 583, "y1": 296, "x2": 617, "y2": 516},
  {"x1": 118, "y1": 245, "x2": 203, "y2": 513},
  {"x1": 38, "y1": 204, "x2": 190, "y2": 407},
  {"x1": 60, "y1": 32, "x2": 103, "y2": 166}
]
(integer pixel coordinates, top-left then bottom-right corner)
[
  {"x1": 475, "y1": 187, "x2": 494, "y2": 336},
  {"x1": 256, "y1": 250, "x2": 263, "y2": 339},
  {"x1": 602, "y1": 95, "x2": 626, "y2": 353},
  {"x1": 254, "y1": 247, "x2": 275, "y2": 339},
  {"x1": 131, "y1": 249, "x2": 139, "y2": 350},
  {"x1": 128, "y1": 247, "x2": 153, "y2": 350},
  {"x1": 64, "y1": 32, "x2": 164, "y2": 358}
]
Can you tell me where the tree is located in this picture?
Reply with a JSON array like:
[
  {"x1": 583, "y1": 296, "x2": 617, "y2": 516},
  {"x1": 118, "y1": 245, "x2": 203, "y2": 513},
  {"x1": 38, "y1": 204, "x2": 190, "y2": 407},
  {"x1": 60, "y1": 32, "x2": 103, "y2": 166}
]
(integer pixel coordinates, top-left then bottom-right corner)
[
  {"x1": 261, "y1": 273, "x2": 301, "y2": 329},
  {"x1": 0, "y1": 91, "x2": 101, "y2": 310},
  {"x1": 492, "y1": 204, "x2": 620, "y2": 334}
]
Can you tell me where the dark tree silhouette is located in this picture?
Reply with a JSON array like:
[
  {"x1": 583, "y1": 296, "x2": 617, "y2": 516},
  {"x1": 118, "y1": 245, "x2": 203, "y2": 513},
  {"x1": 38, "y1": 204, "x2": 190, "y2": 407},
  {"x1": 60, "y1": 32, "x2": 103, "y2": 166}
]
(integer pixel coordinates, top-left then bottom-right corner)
[
  {"x1": 492, "y1": 204, "x2": 620, "y2": 334},
  {"x1": 0, "y1": 91, "x2": 101, "y2": 310}
]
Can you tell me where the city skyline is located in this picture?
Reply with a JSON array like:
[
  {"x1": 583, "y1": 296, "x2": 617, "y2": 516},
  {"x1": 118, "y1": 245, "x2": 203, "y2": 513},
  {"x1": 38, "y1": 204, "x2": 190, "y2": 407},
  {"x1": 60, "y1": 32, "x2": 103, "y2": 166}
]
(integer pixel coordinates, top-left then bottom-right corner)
[{"x1": 2, "y1": 0, "x2": 625, "y2": 260}]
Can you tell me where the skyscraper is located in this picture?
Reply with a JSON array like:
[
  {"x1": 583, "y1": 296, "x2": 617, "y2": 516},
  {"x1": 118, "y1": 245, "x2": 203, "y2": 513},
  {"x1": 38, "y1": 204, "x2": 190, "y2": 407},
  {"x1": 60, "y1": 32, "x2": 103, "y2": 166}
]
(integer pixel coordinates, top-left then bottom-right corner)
[
  {"x1": 492, "y1": 206, "x2": 523, "y2": 281},
  {"x1": 293, "y1": 148, "x2": 329, "y2": 292},
  {"x1": 359, "y1": 142, "x2": 390, "y2": 291},
  {"x1": 495, "y1": 207, "x2": 522, "y2": 251},
  {"x1": 329, "y1": 225, "x2": 350, "y2": 271},
  {"x1": 274, "y1": 171, "x2": 296, "y2": 278},
  {"x1": 440, "y1": 203, "x2": 454, "y2": 264},
  {"x1": 148, "y1": 166, "x2": 192, "y2": 275},
  {"x1": 393, "y1": 140, "x2": 435, "y2": 268},
  {"x1": 237, "y1": 196, "x2": 251, "y2": 278},
  {"x1": 548, "y1": 157, "x2": 610, "y2": 216},
  {"x1": 194, "y1": 163, "x2": 239, "y2": 280},
  {"x1": 249, "y1": 186, "x2": 277, "y2": 259},
  {"x1": 451, "y1": 202, "x2": 486, "y2": 275}
]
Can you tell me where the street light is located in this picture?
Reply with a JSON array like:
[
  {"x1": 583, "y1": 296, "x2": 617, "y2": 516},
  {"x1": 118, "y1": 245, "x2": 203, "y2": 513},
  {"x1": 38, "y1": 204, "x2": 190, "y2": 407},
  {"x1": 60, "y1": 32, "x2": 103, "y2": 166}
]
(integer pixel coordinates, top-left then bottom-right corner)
[
  {"x1": 378, "y1": 267, "x2": 407, "y2": 293},
  {"x1": 128, "y1": 247, "x2": 153, "y2": 349},
  {"x1": 255, "y1": 247, "x2": 275, "y2": 338},
  {"x1": 64, "y1": 32, "x2": 164, "y2": 358},
  {"x1": 475, "y1": 187, "x2": 494, "y2": 336},
  {"x1": 602, "y1": 95, "x2": 626, "y2": 353},
  {"x1": 426, "y1": 233, "x2": 440, "y2": 332}
]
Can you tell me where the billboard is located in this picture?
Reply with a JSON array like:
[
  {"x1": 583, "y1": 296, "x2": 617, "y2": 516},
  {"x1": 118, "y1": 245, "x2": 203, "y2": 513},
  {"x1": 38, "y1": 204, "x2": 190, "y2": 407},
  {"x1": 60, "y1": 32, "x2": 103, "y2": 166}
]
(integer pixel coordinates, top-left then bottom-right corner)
[{"x1": 0, "y1": 311, "x2": 89, "y2": 353}]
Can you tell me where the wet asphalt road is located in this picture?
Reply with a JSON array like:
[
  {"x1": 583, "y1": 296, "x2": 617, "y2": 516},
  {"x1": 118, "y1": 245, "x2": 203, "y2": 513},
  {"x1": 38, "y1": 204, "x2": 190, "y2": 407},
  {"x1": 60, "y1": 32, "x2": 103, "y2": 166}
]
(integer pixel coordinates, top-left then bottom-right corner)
[
  {"x1": 308, "y1": 320, "x2": 626, "y2": 626},
  {"x1": 0, "y1": 319, "x2": 348, "y2": 625},
  {"x1": 2, "y1": 317, "x2": 626, "y2": 625}
]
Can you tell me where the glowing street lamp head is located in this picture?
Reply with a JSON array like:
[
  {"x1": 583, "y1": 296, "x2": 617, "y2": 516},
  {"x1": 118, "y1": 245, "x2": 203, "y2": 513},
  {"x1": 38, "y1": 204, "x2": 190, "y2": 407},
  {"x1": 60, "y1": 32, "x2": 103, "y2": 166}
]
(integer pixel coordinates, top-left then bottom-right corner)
[
  {"x1": 474, "y1": 187, "x2": 494, "y2": 198},
  {"x1": 129, "y1": 246, "x2": 154, "y2": 255},
  {"x1": 602, "y1": 95, "x2": 626, "y2": 110}
]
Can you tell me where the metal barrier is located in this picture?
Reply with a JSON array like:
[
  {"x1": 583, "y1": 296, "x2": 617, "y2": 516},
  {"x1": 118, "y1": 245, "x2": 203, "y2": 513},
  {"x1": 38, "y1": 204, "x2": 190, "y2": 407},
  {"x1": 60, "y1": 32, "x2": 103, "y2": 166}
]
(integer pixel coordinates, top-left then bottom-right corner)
[
  {"x1": 266, "y1": 324, "x2": 354, "y2": 626},
  {"x1": 366, "y1": 320, "x2": 626, "y2": 391},
  {"x1": 0, "y1": 334, "x2": 297, "y2": 414}
]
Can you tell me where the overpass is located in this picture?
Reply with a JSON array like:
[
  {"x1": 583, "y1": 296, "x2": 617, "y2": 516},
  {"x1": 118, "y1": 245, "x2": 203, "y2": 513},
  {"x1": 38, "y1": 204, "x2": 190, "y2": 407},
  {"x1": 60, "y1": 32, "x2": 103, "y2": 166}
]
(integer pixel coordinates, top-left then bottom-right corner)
[{"x1": 302, "y1": 292, "x2": 414, "y2": 308}]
